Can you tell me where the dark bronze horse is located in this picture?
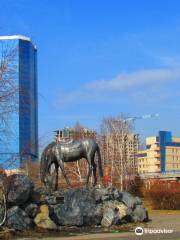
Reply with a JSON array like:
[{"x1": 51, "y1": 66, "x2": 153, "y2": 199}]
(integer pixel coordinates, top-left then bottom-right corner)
[{"x1": 40, "y1": 139, "x2": 103, "y2": 190}]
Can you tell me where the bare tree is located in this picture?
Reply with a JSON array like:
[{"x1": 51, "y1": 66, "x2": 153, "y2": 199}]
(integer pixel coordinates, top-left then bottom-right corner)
[
  {"x1": 100, "y1": 114, "x2": 138, "y2": 191},
  {"x1": 0, "y1": 43, "x2": 18, "y2": 139},
  {"x1": 0, "y1": 43, "x2": 33, "y2": 169},
  {"x1": 0, "y1": 43, "x2": 19, "y2": 225}
]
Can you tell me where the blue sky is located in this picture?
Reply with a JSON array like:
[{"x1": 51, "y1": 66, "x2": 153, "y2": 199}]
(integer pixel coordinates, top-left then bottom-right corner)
[{"x1": 1, "y1": 0, "x2": 180, "y2": 144}]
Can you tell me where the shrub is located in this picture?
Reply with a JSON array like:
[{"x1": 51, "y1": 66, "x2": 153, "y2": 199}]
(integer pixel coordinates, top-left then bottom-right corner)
[{"x1": 144, "y1": 180, "x2": 180, "y2": 210}]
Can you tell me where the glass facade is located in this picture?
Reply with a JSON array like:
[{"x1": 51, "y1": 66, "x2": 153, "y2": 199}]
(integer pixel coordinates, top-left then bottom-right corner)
[
  {"x1": 0, "y1": 36, "x2": 38, "y2": 168},
  {"x1": 159, "y1": 131, "x2": 172, "y2": 173}
]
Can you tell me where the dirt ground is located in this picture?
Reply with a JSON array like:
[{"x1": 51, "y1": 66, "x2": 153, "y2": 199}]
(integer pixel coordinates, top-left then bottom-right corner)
[{"x1": 11, "y1": 211, "x2": 180, "y2": 240}]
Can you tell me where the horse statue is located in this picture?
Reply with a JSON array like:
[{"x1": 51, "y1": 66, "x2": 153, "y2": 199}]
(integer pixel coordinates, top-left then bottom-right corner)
[{"x1": 40, "y1": 139, "x2": 103, "y2": 190}]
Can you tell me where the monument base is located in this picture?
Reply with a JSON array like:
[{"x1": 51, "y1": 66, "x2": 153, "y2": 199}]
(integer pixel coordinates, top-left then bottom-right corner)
[{"x1": 1, "y1": 175, "x2": 149, "y2": 231}]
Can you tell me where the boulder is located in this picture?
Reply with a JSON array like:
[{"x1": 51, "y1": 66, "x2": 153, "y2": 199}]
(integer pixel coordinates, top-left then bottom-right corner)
[
  {"x1": 6, "y1": 174, "x2": 34, "y2": 206},
  {"x1": 24, "y1": 203, "x2": 38, "y2": 218},
  {"x1": 4, "y1": 184, "x2": 148, "y2": 230},
  {"x1": 95, "y1": 187, "x2": 114, "y2": 203},
  {"x1": 50, "y1": 203, "x2": 83, "y2": 226},
  {"x1": 64, "y1": 187, "x2": 96, "y2": 210},
  {"x1": 102, "y1": 200, "x2": 132, "y2": 225},
  {"x1": 101, "y1": 208, "x2": 117, "y2": 227},
  {"x1": 31, "y1": 188, "x2": 46, "y2": 204},
  {"x1": 64, "y1": 187, "x2": 97, "y2": 225},
  {"x1": 134, "y1": 196, "x2": 142, "y2": 206},
  {"x1": 103, "y1": 200, "x2": 128, "y2": 218},
  {"x1": 95, "y1": 203, "x2": 104, "y2": 218},
  {"x1": 50, "y1": 187, "x2": 102, "y2": 226},
  {"x1": 113, "y1": 188, "x2": 123, "y2": 201},
  {"x1": 49, "y1": 187, "x2": 148, "y2": 227},
  {"x1": 34, "y1": 204, "x2": 57, "y2": 230},
  {"x1": 82, "y1": 206, "x2": 97, "y2": 223},
  {"x1": 132, "y1": 205, "x2": 149, "y2": 222},
  {"x1": 83, "y1": 204, "x2": 103, "y2": 226},
  {"x1": 121, "y1": 192, "x2": 136, "y2": 209},
  {"x1": 94, "y1": 187, "x2": 123, "y2": 203},
  {"x1": 6, "y1": 206, "x2": 33, "y2": 231}
]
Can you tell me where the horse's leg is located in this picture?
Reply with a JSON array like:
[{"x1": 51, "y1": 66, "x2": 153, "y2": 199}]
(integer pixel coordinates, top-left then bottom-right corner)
[
  {"x1": 86, "y1": 166, "x2": 92, "y2": 186},
  {"x1": 46, "y1": 163, "x2": 53, "y2": 191},
  {"x1": 90, "y1": 151, "x2": 97, "y2": 186},
  {"x1": 55, "y1": 164, "x2": 59, "y2": 190},
  {"x1": 86, "y1": 156, "x2": 93, "y2": 186},
  {"x1": 92, "y1": 158, "x2": 97, "y2": 186},
  {"x1": 59, "y1": 161, "x2": 72, "y2": 187}
]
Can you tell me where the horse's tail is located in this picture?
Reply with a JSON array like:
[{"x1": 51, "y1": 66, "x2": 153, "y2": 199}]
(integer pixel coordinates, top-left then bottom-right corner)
[{"x1": 96, "y1": 145, "x2": 103, "y2": 178}]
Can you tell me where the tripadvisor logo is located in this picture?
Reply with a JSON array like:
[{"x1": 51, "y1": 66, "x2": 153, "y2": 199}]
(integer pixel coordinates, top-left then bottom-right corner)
[
  {"x1": 135, "y1": 227, "x2": 144, "y2": 235},
  {"x1": 135, "y1": 227, "x2": 174, "y2": 235}
]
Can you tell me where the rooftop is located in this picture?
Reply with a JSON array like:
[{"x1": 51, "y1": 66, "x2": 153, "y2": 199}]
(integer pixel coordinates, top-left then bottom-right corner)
[{"x1": 0, "y1": 35, "x2": 36, "y2": 48}]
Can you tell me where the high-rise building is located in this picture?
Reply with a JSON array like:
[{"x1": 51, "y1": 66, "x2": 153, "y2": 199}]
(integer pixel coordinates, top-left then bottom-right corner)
[
  {"x1": 0, "y1": 35, "x2": 38, "y2": 168},
  {"x1": 137, "y1": 131, "x2": 180, "y2": 175}
]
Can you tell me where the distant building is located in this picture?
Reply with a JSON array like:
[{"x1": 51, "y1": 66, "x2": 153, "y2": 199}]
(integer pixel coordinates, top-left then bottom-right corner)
[
  {"x1": 0, "y1": 35, "x2": 38, "y2": 168},
  {"x1": 54, "y1": 127, "x2": 96, "y2": 142},
  {"x1": 125, "y1": 134, "x2": 139, "y2": 170},
  {"x1": 137, "y1": 131, "x2": 180, "y2": 175},
  {"x1": 102, "y1": 133, "x2": 139, "y2": 171}
]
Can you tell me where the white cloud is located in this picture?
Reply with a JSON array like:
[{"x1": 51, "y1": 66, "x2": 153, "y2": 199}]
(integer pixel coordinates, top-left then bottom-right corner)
[
  {"x1": 58, "y1": 67, "x2": 180, "y2": 107},
  {"x1": 86, "y1": 68, "x2": 180, "y2": 92}
]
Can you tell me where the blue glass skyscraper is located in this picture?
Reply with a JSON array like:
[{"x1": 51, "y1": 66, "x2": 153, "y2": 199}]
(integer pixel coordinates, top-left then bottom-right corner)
[{"x1": 0, "y1": 35, "x2": 38, "y2": 168}]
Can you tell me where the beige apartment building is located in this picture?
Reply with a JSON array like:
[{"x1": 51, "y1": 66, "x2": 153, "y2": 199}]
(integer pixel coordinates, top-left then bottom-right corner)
[
  {"x1": 137, "y1": 131, "x2": 180, "y2": 175},
  {"x1": 102, "y1": 133, "x2": 139, "y2": 172}
]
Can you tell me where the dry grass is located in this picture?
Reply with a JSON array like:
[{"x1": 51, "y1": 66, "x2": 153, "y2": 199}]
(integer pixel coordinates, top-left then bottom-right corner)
[
  {"x1": 143, "y1": 198, "x2": 180, "y2": 215},
  {"x1": 143, "y1": 181, "x2": 180, "y2": 210}
]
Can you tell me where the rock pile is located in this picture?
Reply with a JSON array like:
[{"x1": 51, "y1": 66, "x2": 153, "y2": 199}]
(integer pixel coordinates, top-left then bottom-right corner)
[{"x1": 1, "y1": 174, "x2": 149, "y2": 231}]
